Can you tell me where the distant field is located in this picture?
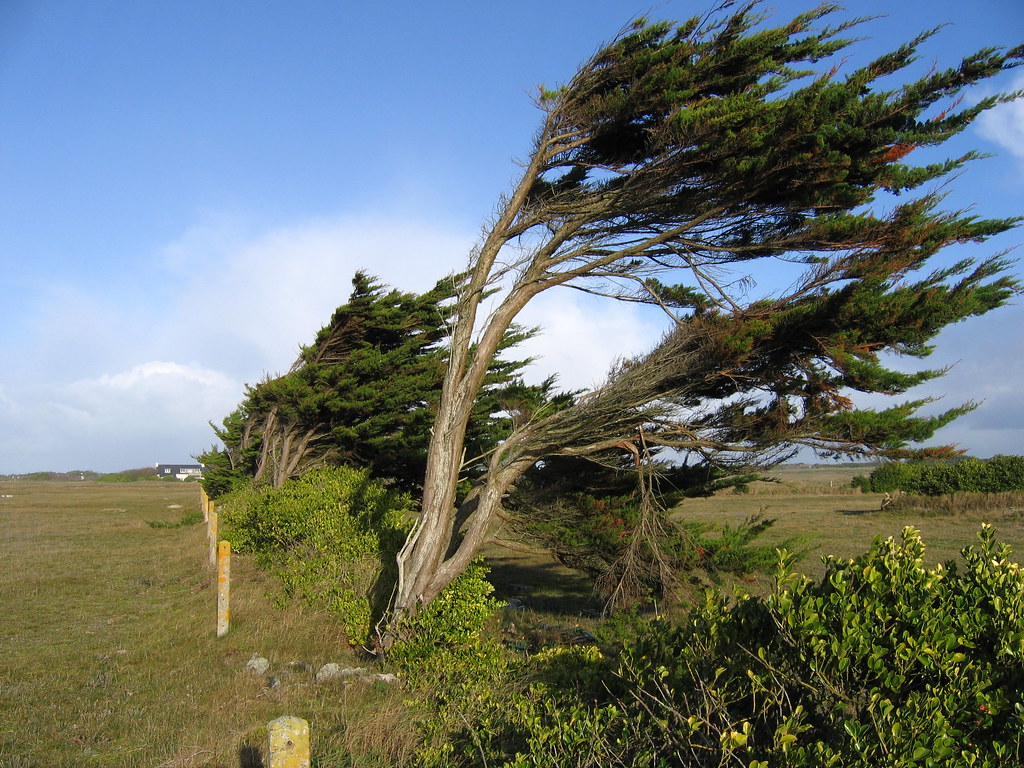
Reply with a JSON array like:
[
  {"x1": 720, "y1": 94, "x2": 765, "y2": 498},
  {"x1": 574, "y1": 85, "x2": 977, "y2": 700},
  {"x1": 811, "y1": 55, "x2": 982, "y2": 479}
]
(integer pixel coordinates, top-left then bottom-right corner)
[
  {"x1": 484, "y1": 463, "x2": 1024, "y2": 602},
  {"x1": 761, "y1": 461, "x2": 877, "y2": 485},
  {"x1": 674, "y1": 463, "x2": 1024, "y2": 583},
  {"x1": 2, "y1": 474, "x2": 1022, "y2": 766}
]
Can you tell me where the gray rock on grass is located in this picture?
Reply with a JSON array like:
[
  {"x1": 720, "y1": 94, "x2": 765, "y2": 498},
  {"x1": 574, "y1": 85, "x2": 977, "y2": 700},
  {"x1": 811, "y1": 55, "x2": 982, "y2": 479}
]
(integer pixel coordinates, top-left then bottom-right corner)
[{"x1": 245, "y1": 654, "x2": 271, "y2": 675}]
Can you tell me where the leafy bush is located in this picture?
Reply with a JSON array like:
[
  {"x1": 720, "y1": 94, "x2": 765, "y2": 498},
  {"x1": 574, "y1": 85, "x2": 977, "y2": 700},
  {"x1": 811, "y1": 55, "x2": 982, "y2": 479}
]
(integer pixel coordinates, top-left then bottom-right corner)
[
  {"x1": 861, "y1": 456, "x2": 1024, "y2": 495},
  {"x1": 217, "y1": 466, "x2": 411, "y2": 644},
  {"x1": 611, "y1": 527, "x2": 1024, "y2": 766},
  {"x1": 886, "y1": 490, "x2": 1024, "y2": 517},
  {"x1": 438, "y1": 526, "x2": 1024, "y2": 767},
  {"x1": 386, "y1": 559, "x2": 512, "y2": 767},
  {"x1": 388, "y1": 558, "x2": 504, "y2": 674},
  {"x1": 851, "y1": 474, "x2": 872, "y2": 492}
]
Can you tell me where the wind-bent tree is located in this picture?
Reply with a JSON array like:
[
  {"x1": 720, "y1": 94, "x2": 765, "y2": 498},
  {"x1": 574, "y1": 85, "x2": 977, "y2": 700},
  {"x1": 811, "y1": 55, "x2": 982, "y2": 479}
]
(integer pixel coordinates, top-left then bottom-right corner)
[
  {"x1": 202, "y1": 271, "x2": 534, "y2": 492},
  {"x1": 389, "y1": 2, "x2": 1023, "y2": 633}
]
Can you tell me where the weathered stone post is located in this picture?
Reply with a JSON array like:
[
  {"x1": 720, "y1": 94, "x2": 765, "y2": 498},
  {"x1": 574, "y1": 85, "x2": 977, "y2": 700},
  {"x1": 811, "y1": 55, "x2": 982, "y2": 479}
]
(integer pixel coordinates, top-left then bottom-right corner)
[
  {"x1": 268, "y1": 716, "x2": 310, "y2": 768},
  {"x1": 216, "y1": 539, "x2": 230, "y2": 637},
  {"x1": 200, "y1": 486, "x2": 209, "y2": 522},
  {"x1": 208, "y1": 511, "x2": 218, "y2": 568}
]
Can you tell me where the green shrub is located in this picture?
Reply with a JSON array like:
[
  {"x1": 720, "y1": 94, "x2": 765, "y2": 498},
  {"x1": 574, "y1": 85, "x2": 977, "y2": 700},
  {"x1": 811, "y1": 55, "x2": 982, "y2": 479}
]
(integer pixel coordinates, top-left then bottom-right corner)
[
  {"x1": 863, "y1": 456, "x2": 1024, "y2": 495},
  {"x1": 388, "y1": 558, "x2": 504, "y2": 674},
  {"x1": 386, "y1": 559, "x2": 513, "y2": 767},
  {"x1": 886, "y1": 490, "x2": 1024, "y2": 517},
  {"x1": 438, "y1": 526, "x2": 1024, "y2": 767},
  {"x1": 611, "y1": 527, "x2": 1024, "y2": 767},
  {"x1": 217, "y1": 466, "x2": 411, "y2": 644}
]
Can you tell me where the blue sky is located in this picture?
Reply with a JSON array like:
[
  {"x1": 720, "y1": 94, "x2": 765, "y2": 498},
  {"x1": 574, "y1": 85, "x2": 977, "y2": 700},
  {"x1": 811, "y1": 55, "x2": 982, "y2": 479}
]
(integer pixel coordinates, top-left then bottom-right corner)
[{"x1": 1, "y1": 0, "x2": 1022, "y2": 473}]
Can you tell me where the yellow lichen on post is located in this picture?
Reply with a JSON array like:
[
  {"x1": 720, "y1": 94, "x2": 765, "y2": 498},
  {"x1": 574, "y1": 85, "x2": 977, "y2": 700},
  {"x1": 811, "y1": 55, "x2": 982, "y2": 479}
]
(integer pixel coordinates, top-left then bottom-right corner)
[
  {"x1": 208, "y1": 511, "x2": 218, "y2": 568},
  {"x1": 200, "y1": 486, "x2": 209, "y2": 522},
  {"x1": 268, "y1": 716, "x2": 310, "y2": 768},
  {"x1": 216, "y1": 539, "x2": 230, "y2": 637}
]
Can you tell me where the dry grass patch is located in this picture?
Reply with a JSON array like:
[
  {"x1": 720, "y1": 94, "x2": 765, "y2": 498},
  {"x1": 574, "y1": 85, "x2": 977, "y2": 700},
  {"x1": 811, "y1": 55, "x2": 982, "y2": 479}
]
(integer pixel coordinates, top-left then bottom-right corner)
[
  {"x1": 672, "y1": 484, "x2": 1024, "y2": 586},
  {"x1": 4, "y1": 469, "x2": 1023, "y2": 766},
  {"x1": 0, "y1": 481, "x2": 413, "y2": 768}
]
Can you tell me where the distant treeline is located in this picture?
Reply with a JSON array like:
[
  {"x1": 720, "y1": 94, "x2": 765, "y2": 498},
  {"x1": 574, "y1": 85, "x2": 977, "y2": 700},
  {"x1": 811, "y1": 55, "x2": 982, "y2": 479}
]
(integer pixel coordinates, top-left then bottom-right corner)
[
  {"x1": 853, "y1": 456, "x2": 1024, "y2": 495},
  {"x1": 2, "y1": 467, "x2": 160, "y2": 482}
]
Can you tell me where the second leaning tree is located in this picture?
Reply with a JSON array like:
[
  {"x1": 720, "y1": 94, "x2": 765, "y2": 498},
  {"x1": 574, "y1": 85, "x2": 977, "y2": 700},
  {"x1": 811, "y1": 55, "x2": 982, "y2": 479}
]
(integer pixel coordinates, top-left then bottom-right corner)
[{"x1": 388, "y1": 3, "x2": 1023, "y2": 636}]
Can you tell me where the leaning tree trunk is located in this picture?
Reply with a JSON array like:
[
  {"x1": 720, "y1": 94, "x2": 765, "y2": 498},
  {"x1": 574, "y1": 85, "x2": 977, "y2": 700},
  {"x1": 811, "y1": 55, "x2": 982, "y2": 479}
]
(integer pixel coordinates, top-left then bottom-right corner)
[
  {"x1": 391, "y1": 413, "x2": 535, "y2": 638},
  {"x1": 385, "y1": 117, "x2": 577, "y2": 640},
  {"x1": 389, "y1": 247, "x2": 546, "y2": 635}
]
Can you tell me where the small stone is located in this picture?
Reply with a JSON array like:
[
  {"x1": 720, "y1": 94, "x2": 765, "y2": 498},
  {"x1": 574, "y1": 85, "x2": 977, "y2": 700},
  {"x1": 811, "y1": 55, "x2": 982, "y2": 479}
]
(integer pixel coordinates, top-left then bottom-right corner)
[
  {"x1": 315, "y1": 662, "x2": 340, "y2": 682},
  {"x1": 265, "y1": 675, "x2": 280, "y2": 689},
  {"x1": 504, "y1": 598, "x2": 526, "y2": 610},
  {"x1": 246, "y1": 654, "x2": 271, "y2": 675},
  {"x1": 368, "y1": 673, "x2": 399, "y2": 684}
]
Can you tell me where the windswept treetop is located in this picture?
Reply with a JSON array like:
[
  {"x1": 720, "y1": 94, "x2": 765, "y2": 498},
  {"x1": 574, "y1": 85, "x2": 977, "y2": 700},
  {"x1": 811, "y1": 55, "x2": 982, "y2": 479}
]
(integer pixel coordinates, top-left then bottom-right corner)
[
  {"x1": 524, "y1": 5, "x2": 1018, "y2": 257},
  {"x1": 391, "y1": 1, "x2": 1023, "y2": 622},
  {"x1": 451, "y1": 2, "x2": 1023, "y2": 466}
]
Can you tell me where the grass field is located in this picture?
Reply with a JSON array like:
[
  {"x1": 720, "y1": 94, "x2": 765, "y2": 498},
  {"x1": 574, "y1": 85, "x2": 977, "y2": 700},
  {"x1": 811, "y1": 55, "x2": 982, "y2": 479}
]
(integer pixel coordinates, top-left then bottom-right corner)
[
  {"x1": 672, "y1": 464, "x2": 1024, "y2": 588},
  {"x1": 0, "y1": 480, "x2": 412, "y2": 767},
  {"x1": 2, "y1": 470, "x2": 1023, "y2": 766}
]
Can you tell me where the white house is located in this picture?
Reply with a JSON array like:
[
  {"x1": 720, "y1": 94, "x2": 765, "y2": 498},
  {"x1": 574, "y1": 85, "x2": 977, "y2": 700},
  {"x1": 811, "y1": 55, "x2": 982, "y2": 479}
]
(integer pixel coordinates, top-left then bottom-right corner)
[{"x1": 155, "y1": 463, "x2": 206, "y2": 481}]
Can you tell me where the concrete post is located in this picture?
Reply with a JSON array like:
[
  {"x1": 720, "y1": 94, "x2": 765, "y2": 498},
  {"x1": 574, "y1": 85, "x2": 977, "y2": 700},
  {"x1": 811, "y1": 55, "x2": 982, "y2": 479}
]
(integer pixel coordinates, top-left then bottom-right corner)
[
  {"x1": 200, "y1": 486, "x2": 209, "y2": 522},
  {"x1": 208, "y1": 511, "x2": 218, "y2": 568},
  {"x1": 268, "y1": 716, "x2": 310, "y2": 768},
  {"x1": 216, "y1": 540, "x2": 230, "y2": 637}
]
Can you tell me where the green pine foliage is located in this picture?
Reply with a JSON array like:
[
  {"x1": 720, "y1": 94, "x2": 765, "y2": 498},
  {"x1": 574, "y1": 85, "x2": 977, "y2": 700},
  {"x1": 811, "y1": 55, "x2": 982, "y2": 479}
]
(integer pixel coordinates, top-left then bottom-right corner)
[
  {"x1": 201, "y1": 271, "x2": 538, "y2": 494},
  {"x1": 514, "y1": 2, "x2": 1024, "y2": 463}
]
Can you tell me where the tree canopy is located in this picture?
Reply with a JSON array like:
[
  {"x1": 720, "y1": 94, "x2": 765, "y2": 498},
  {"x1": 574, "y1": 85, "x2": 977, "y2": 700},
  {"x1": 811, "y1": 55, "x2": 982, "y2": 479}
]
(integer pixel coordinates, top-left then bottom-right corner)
[
  {"x1": 201, "y1": 271, "x2": 535, "y2": 494},
  {"x1": 389, "y1": 1, "x2": 1023, "y2": 633},
  {"x1": 199, "y1": 2, "x2": 1022, "y2": 641}
]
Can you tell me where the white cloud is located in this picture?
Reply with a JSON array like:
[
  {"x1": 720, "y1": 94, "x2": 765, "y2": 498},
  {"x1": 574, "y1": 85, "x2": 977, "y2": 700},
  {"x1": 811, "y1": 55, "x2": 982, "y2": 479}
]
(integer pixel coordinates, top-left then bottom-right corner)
[
  {"x1": 159, "y1": 213, "x2": 476, "y2": 378},
  {"x1": 154, "y1": 212, "x2": 677, "y2": 396},
  {"x1": 978, "y1": 74, "x2": 1024, "y2": 159},
  {"x1": 0, "y1": 362, "x2": 242, "y2": 474},
  {"x1": 846, "y1": 303, "x2": 1024, "y2": 459},
  {"x1": 1, "y1": 212, "x2": 483, "y2": 472},
  {"x1": 67, "y1": 360, "x2": 238, "y2": 407},
  {"x1": 5, "y1": 207, "x2": 1020, "y2": 473},
  {"x1": 515, "y1": 291, "x2": 670, "y2": 391},
  {"x1": 917, "y1": 314, "x2": 1024, "y2": 457}
]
